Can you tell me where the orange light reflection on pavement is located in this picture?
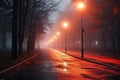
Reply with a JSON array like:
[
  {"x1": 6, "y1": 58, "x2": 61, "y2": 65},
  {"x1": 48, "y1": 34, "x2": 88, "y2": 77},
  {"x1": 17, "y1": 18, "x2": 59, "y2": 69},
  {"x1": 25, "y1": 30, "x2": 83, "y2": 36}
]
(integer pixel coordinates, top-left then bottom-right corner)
[
  {"x1": 49, "y1": 49, "x2": 106, "y2": 79},
  {"x1": 63, "y1": 62, "x2": 67, "y2": 67},
  {"x1": 50, "y1": 49, "x2": 88, "y2": 73},
  {"x1": 63, "y1": 68, "x2": 67, "y2": 72}
]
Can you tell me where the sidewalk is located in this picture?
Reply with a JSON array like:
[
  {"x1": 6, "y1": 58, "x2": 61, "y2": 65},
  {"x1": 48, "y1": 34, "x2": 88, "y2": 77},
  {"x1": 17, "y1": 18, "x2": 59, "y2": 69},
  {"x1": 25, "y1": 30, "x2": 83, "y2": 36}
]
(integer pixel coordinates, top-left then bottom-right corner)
[
  {"x1": 0, "y1": 51, "x2": 39, "y2": 78},
  {"x1": 59, "y1": 49, "x2": 120, "y2": 70}
]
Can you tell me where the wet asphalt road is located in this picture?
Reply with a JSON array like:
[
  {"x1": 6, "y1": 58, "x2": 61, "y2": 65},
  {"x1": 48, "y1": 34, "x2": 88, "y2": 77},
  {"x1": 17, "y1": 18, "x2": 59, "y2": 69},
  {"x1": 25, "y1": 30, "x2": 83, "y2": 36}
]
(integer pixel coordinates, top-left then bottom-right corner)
[{"x1": 3, "y1": 49, "x2": 120, "y2": 80}]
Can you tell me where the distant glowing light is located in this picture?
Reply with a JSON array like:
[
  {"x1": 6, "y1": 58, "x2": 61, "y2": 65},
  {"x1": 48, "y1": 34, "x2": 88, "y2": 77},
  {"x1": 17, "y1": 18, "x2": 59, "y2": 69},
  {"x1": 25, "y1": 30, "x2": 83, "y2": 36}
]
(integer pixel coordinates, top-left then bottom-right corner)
[
  {"x1": 78, "y1": 41, "x2": 81, "y2": 44},
  {"x1": 56, "y1": 32, "x2": 60, "y2": 36},
  {"x1": 95, "y1": 41, "x2": 98, "y2": 45},
  {"x1": 45, "y1": 38, "x2": 54, "y2": 45}
]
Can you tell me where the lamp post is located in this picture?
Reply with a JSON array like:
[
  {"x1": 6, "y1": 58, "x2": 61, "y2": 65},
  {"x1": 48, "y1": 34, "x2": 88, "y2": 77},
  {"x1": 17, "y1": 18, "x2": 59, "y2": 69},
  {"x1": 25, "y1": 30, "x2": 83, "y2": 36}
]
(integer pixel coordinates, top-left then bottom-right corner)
[
  {"x1": 77, "y1": 2, "x2": 85, "y2": 59},
  {"x1": 65, "y1": 36, "x2": 67, "y2": 53},
  {"x1": 56, "y1": 32, "x2": 60, "y2": 49},
  {"x1": 63, "y1": 22, "x2": 69, "y2": 53},
  {"x1": 81, "y1": 14, "x2": 84, "y2": 59},
  {"x1": 53, "y1": 36, "x2": 57, "y2": 48}
]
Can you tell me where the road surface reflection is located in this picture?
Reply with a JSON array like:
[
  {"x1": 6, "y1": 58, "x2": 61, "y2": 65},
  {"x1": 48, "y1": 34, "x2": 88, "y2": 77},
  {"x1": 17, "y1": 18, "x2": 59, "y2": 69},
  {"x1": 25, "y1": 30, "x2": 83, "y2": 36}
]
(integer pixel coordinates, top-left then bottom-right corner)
[{"x1": 2, "y1": 49, "x2": 120, "y2": 80}]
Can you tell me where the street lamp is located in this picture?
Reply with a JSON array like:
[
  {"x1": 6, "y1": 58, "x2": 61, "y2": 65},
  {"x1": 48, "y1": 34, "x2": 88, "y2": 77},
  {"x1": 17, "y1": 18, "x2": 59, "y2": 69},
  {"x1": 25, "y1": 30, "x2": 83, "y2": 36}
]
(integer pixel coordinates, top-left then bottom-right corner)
[
  {"x1": 56, "y1": 32, "x2": 61, "y2": 49},
  {"x1": 63, "y1": 22, "x2": 69, "y2": 28},
  {"x1": 63, "y1": 22, "x2": 69, "y2": 53},
  {"x1": 77, "y1": 2, "x2": 85, "y2": 10},
  {"x1": 56, "y1": 32, "x2": 60, "y2": 36},
  {"x1": 77, "y1": 2, "x2": 85, "y2": 59}
]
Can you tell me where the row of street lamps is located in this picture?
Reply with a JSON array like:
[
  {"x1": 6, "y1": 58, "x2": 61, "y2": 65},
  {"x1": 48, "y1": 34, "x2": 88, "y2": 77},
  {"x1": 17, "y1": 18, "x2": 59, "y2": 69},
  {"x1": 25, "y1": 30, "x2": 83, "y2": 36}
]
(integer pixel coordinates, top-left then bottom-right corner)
[{"x1": 46, "y1": 1, "x2": 85, "y2": 59}]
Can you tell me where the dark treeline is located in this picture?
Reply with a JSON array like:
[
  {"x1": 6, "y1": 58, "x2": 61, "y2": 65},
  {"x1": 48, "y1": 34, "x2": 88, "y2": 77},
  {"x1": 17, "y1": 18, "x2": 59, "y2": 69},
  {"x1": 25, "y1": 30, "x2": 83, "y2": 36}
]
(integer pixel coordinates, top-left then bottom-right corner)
[
  {"x1": 0, "y1": 0, "x2": 12, "y2": 50},
  {"x1": 0, "y1": 0, "x2": 58, "y2": 59},
  {"x1": 51, "y1": 0, "x2": 120, "y2": 52}
]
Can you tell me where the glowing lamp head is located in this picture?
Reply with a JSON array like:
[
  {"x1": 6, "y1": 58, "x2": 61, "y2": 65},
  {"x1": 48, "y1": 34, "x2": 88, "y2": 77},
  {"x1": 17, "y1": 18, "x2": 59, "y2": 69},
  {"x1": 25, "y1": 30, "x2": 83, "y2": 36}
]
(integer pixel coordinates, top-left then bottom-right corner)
[
  {"x1": 77, "y1": 2, "x2": 85, "y2": 9},
  {"x1": 95, "y1": 41, "x2": 98, "y2": 45},
  {"x1": 56, "y1": 32, "x2": 60, "y2": 36},
  {"x1": 63, "y1": 22, "x2": 68, "y2": 28}
]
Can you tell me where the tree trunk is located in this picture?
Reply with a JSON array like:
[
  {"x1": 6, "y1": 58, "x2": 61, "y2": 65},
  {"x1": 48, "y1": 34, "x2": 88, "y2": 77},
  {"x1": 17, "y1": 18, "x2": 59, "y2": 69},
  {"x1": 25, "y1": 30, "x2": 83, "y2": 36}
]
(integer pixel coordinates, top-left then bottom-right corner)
[
  {"x1": 2, "y1": 18, "x2": 6, "y2": 50},
  {"x1": 18, "y1": 0, "x2": 22, "y2": 56},
  {"x1": 111, "y1": 19, "x2": 116, "y2": 51},
  {"x1": 101, "y1": 28, "x2": 107, "y2": 50},
  {"x1": 18, "y1": 0, "x2": 29, "y2": 55},
  {"x1": 117, "y1": 22, "x2": 120, "y2": 52},
  {"x1": 21, "y1": 0, "x2": 29, "y2": 52},
  {"x1": 27, "y1": 7, "x2": 34, "y2": 53},
  {"x1": 12, "y1": 0, "x2": 19, "y2": 59}
]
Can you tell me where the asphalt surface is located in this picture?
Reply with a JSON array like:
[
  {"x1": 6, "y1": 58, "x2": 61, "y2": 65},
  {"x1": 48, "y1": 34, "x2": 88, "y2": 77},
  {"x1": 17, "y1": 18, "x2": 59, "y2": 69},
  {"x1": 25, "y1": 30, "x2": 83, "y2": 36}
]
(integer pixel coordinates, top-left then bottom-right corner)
[{"x1": 2, "y1": 49, "x2": 120, "y2": 80}]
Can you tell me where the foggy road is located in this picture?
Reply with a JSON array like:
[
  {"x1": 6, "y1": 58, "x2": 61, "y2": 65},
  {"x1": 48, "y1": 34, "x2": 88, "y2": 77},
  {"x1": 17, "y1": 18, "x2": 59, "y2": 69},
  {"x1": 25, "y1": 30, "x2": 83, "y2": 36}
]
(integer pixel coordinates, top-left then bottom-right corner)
[
  {"x1": 3, "y1": 49, "x2": 120, "y2": 80},
  {"x1": 1, "y1": 0, "x2": 120, "y2": 80}
]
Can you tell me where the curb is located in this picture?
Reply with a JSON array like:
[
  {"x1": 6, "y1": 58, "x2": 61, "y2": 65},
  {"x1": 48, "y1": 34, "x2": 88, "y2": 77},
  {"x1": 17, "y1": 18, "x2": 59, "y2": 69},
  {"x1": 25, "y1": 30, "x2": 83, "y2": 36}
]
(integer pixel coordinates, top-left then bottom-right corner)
[{"x1": 0, "y1": 51, "x2": 39, "y2": 76}]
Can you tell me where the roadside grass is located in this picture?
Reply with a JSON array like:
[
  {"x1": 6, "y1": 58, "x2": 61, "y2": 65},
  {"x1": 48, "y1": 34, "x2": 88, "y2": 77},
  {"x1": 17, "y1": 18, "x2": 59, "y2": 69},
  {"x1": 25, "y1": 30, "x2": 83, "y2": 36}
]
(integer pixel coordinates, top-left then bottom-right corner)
[{"x1": 0, "y1": 50, "x2": 37, "y2": 71}]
